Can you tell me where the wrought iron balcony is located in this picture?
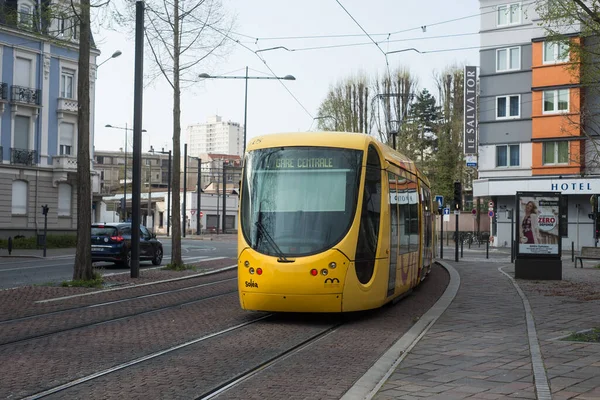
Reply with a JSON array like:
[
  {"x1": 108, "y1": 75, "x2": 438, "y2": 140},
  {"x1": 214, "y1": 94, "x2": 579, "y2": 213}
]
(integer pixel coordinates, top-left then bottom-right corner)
[
  {"x1": 0, "y1": 83, "x2": 7, "y2": 100},
  {"x1": 11, "y1": 85, "x2": 41, "y2": 106},
  {"x1": 10, "y1": 148, "x2": 37, "y2": 166}
]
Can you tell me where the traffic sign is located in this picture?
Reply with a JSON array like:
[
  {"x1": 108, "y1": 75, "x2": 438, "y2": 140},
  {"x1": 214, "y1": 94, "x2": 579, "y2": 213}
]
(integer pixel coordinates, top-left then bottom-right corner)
[
  {"x1": 454, "y1": 210, "x2": 460, "y2": 215},
  {"x1": 488, "y1": 201, "x2": 494, "y2": 208},
  {"x1": 435, "y1": 195, "x2": 444, "y2": 207},
  {"x1": 191, "y1": 209, "x2": 196, "y2": 216},
  {"x1": 466, "y1": 155, "x2": 477, "y2": 167},
  {"x1": 471, "y1": 209, "x2": 477, "y2": 215},
  {"x1": 199, "y1": 211, "x2": 203, "y2": 217},
  {"x1": 488, "y1": 210, "x2": 494, "y2": 217},
  {"x1": 443, "y1": 208, "x2": 450, "y2": 215}
]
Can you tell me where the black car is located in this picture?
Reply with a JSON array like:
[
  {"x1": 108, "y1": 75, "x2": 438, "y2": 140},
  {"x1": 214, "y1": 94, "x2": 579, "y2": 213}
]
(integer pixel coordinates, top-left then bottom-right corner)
[{"x1": 91, "y1": 223, "x2": 163, "y2": 268}]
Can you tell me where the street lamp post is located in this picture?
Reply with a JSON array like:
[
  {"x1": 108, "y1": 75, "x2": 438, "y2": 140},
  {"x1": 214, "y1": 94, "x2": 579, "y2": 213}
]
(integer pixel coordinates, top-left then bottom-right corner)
[
  {"x1": 198, "y1": 67, "x2": 296, "y2": 155},
  {"x1": 191, "y1": 157, "x2": 202, "y2": 235},
  {"x1": 183, "y1": 143, "x2": 188, "y2": 238},
  {"x1": 153, "y1": 147, "x2": 172, "y2": 236},
  {"x1": 106, "y1": 124, "x2": 147, "y2": 221}
]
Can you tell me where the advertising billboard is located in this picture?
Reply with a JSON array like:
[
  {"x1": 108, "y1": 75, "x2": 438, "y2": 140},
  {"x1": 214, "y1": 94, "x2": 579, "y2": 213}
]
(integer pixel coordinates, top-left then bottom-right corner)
[
  {"x1": 516, "y1": 192, "x2": 561, "y2": 256},
  {"x1": 464, "y1": 66, "x2": 477, "y2": 155}
]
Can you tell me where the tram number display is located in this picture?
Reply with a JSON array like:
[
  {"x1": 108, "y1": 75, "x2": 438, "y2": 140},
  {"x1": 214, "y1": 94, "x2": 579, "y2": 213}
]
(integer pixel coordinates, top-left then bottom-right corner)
[{"x1": 273, "y1": 158, "x2": 334, "y2": 169}]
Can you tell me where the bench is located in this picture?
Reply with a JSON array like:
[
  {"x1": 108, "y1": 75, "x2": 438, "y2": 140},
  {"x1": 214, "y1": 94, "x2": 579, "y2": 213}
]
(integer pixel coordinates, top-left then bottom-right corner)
[{"x1": 574, "y1": 246, "x2": 600, "y2": 268}]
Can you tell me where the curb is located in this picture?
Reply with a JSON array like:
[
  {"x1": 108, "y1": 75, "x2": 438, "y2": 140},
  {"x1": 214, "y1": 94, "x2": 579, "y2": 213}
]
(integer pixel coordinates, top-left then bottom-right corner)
[
  {"x1": 341, "y1": 260, "x2": 460, "y2": 400},
  {"x1": 0, "y1": 255, "x2": 45, "y2": 259}
]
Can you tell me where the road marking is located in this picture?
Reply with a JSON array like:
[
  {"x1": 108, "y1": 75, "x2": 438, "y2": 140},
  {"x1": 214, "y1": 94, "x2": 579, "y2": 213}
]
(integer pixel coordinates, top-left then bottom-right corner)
[
  {"x1": 0, "y1": 262, "x2": 75, "y2": 273},
  {"x1": 35, "y1": 261, "x2": 235, "y2": 303}
]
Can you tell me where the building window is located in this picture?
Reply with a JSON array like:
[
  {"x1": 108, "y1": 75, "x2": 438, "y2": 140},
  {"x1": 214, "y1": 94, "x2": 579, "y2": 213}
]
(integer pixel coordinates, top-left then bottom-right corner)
[
  {"x1": 497, "y1": 3, "x2": 521, "y2": 26},
  {"x1": 61, "y1": 68, "x2": 75, "y2": 98},
  {"x1": 496, "y1": 144, "x2": 520, "y2": 167},
  {"x1": 496, "y1": 47, "x2": 520, "y2": 71},
  {"x1": 96, "y1": 155, "x2": 104, "y2": 164},
  {"x1": 543, "y1": 41, "x2": 569, "y2": 63},
  {"x1": 14, "y1": 115, "x2": 30, "y2": 150},
  {"x1": 58, "y1": 183, "x2": 72, "y2": 216},
  {"x1": 18, "y1": 3, "x2": 32, "y2": 28},
  {"x1": 12, "y1": 180, "x2": 27, "y2": 215},
  {"x1": 543, "y1": 141, "x2": 569, "y2": 165},
  {"x1": 59, "y1": 123, "x2": 75, "y2": 155},
  {"x1": 496, "y1": 95, "x2": 520, "y2": 119},
  {"x1": 543, "y1": 89, "x2": 569, "y2": 113}
]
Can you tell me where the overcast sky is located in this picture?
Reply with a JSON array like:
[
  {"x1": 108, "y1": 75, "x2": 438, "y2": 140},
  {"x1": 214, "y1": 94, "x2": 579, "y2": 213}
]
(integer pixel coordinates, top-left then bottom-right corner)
[{"x1": 92, "y1": 0, "x2": 480, "y2": 153}]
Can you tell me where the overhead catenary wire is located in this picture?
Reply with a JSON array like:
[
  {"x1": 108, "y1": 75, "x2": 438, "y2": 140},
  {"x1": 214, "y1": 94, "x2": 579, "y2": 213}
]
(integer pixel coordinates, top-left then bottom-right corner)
[{"x1": 227, "y1": 1, "x2": 537, "y2": 43}]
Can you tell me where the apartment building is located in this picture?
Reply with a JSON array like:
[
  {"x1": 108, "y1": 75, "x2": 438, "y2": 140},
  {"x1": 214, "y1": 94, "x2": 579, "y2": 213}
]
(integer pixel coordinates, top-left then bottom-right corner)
[
  {"x1": 187, "y1": 115, "x2": 243, "y2": 157},
  {"x1": 0, "y1": 2, "x2": 100, "y2": 237},
  {"x1": 474, "y1": 1, "x2": 596, "y2": 250}
]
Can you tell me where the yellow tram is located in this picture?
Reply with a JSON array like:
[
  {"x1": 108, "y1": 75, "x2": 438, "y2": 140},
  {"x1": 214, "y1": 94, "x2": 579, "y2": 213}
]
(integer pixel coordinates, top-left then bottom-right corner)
[{"x1": 237, "y1": 132, "x2": 435, "y2": 312}]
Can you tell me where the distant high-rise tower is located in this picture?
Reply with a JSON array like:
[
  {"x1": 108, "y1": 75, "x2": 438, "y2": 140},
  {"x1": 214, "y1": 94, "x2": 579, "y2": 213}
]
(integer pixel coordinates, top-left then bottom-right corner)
[{"x1": 186, "y1": 115, "x2": 243, "y2": 157}]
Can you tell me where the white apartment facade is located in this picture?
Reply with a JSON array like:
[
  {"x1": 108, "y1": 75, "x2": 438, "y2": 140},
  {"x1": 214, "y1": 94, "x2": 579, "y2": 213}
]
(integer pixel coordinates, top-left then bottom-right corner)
[{"x1": 186, "y1": 115, "x2": 243, "y2": 157}]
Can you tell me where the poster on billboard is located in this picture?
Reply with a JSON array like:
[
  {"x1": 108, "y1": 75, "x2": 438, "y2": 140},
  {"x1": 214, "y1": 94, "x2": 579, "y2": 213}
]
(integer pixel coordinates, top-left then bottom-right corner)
[{"x1": 516, "y1": 192, "x2": 561, "y2": 256}]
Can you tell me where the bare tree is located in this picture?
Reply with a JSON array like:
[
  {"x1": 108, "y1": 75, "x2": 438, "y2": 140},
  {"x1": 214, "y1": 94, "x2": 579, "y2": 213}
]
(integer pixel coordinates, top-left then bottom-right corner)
[
  {"x1": 316, "y1": 74, "x2": 370, "y2": 133},
  {"x1": 372, "y1": 67, "x2": 419, "y2": 147},
  {"x1": 73, "y1": 0, "x2": 94, "y2": 280},
  {"x1": 138, "y1": 0, "x2": 233, "y2": 267}
]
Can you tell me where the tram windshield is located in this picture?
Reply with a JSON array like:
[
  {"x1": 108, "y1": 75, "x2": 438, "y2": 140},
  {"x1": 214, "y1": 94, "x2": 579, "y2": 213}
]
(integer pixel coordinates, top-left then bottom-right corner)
[{"x1": 241, "y1": 146, "x2": 363, "y2": 258}]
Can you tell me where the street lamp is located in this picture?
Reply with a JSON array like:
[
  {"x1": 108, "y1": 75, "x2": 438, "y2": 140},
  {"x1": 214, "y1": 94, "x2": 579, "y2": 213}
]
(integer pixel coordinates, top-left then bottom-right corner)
[
  {"x1": 152, "y1": 147, "x2": 172, "y2": 236},
  {"x1": 198, "y1": 67, "x2": 296, "y2": 155},
  {"x1": 191, "y1": 156, "x2": 203, "y2": 235},
  {"x1": 98, "y1": 50, "x2": 123, "y2": 68},
  {"x1": 312, "y1": 115, "x2": 340, "y2": 131},
  {"x1": 105, "y1": 124, "x2": 147, "y2": 221}
]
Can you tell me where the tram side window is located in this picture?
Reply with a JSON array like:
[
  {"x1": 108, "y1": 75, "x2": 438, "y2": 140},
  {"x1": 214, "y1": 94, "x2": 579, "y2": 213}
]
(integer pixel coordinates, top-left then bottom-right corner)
[
  {"x1": 398, "y1": 176, "x2": 419, "y2": 253},
  {"x1": 422, "y1": 187, "x2": 432, "y2": 248},
  {"x1": 355, "y1": 146, "x2": 382, "y2": 284},
  {"x1": 389, "y1": 172, "x2": 399, "y2": 259}
]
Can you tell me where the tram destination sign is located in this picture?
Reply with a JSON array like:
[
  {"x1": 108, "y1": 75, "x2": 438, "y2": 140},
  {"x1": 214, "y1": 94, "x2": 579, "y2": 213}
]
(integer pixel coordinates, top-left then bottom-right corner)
[
  {"x1": 270, "y1": 157, "x2": 335, "y2": 169},
  {"x1": 464, "y1": 65, "x2": 477, "y2": 155}
]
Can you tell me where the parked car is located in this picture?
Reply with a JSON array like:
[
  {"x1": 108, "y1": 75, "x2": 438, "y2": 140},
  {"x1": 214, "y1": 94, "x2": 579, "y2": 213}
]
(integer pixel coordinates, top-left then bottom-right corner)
[{"x1": 91, "y1": 223, "x2": 163, "y2": 268}]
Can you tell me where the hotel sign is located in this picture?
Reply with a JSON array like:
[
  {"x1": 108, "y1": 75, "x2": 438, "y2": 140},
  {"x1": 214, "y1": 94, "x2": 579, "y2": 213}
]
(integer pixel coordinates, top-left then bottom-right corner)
[{"x1": 464, "y1": 66, "x2": 477, "y2": 155}]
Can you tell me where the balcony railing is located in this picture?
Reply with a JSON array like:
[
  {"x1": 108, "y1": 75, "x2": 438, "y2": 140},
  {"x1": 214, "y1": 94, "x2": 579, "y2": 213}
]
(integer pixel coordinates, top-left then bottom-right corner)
[
  {"x1": 57, "y1": 98, "x2": 78, "y2": 114},
  {"x1": 11, "y1": 148, "x2": 37, "y2": 166},
  {"x1": 0, "y1": 83, "x2": 7, "y2": 100},
  {"x1": 11, "y1": 85, "x2": 41, "y2": 106},
  {"x1": 53, "y1": 155, "x2": 77, "y2": 169}
]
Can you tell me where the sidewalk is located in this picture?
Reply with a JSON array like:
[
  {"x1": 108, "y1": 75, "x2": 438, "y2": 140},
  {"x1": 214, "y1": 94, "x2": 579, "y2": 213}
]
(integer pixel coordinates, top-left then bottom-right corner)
[
  {"x1": 0, "y1": 247, "x2": 75, "y2": 258},
  {"x1": 366, "y1": 258, "x2": 600, "y2": 399}
]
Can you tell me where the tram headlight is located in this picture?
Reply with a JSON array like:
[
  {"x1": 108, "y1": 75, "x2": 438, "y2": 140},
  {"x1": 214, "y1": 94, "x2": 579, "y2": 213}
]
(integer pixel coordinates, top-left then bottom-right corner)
[
  {"x1": 244, "y1": 261, "x2": 250, "y2": 268},
  {"x1": 321, "y1": 269, "x2": 328, "y2": 276},
  {"x1": 329, "y1": 262, "x2": 337, "y2": 269},
  {"x1": 249, "y1": 267, "x2": 255, "y2": 274}
]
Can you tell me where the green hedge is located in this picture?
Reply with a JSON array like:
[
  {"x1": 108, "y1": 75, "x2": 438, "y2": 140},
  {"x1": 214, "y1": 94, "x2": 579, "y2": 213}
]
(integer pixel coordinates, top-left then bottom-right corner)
[{"x1": 0, "y1": 234, "x2": 77, "y2": 249}]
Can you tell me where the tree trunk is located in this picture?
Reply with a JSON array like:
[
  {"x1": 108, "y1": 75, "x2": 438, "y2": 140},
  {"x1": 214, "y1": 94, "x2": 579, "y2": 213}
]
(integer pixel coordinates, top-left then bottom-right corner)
[
  {"x1": 170, "y1": 0, "x2": 183, "y2": 266},
  {"x1": 73, "y1": 0, "x2": 92, "y2": 280}
]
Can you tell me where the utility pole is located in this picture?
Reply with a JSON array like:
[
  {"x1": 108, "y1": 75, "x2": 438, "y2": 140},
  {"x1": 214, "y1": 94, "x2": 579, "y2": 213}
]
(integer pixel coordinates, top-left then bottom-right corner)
[
  {"x1": 147, "y1": 156, "x2": 152, "y2": 232},
  {"x1": 182, "y1": 143, "x2": 187, "y2": 237},
  {"x1": 222, "y1": 163, "x2": 227, "y2": 234}
]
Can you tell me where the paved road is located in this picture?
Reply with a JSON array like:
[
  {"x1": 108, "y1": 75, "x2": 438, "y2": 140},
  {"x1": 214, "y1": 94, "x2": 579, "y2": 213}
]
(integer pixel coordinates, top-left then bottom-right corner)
[{"x1": 0, "y1": 237, "x2": 237, "y2": 289}]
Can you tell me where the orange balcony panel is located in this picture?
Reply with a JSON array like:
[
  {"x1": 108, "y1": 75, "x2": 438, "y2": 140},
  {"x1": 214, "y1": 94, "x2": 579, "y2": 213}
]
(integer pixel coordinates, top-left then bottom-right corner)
[
  {"x1": 532, "y1": 114, "x2": 581, "y2": 139},
  {"x1": 532, "y1": 65, "x2": 579, "y2": 87}
]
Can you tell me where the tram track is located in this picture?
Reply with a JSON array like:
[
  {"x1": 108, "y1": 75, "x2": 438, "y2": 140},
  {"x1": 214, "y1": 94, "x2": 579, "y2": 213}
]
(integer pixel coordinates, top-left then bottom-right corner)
[
  {"x1": 21, "y1": 316, "x2": 344, "y2": 400},
  {"x1": 0, "y1": 278, "x2": 238, "y2": 347},
  {"x1": 196, "y1": 322, "x2": 343, "y2": 400}
]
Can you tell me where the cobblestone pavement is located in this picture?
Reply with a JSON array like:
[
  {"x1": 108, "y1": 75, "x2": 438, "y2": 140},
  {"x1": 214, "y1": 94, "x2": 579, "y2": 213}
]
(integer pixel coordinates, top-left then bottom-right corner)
[{"x1": 373, "y1": 259, "x2": 600, "y2": 400}]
